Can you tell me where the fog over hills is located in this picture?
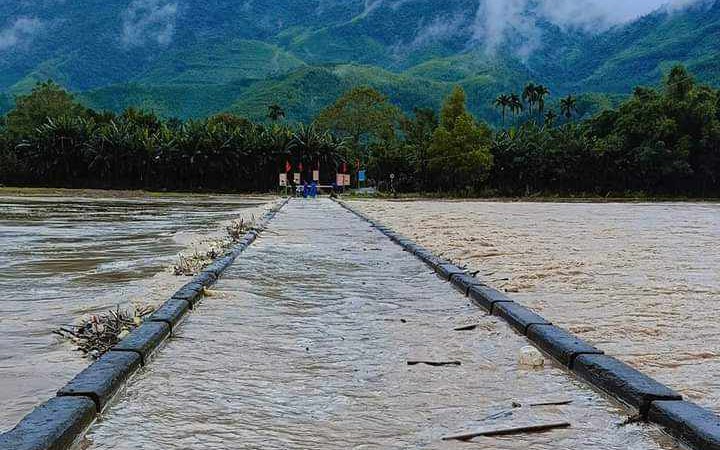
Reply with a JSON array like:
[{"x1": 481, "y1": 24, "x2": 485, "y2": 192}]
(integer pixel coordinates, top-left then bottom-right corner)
[{"x1": 0, "y1": 0, "x2": 718, "y2": 122}]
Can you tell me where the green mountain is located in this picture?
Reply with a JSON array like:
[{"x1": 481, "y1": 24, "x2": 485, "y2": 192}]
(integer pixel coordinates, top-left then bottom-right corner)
[{"x1": 1, "y1": 1, "x2": 719, "y2": 123}]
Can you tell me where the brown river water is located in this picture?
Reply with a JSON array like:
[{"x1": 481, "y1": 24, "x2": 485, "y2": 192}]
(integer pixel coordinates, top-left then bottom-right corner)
[
  {"x1": 351, "y1": 200, "x2": 720, "y2": 414},
  {"x1": 83, "y1": 200, "x2": 680, "y2": 449},
  {"x1": 0, "y1": 192, "x2": 271, "y2": 431}
]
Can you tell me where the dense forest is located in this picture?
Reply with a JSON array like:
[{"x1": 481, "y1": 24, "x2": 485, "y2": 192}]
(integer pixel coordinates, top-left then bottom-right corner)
[{"x1": 1, "y1": 65, "x2": 718, "y2": 197}]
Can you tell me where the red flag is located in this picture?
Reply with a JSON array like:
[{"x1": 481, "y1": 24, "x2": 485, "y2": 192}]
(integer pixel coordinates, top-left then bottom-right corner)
[
  {"x1": 285, "y1": 161, "x2": 291, "y2": 173},
  {"x1": 298, "y1": 162, "x2": 303, "y2": 172},
  {"x1": 341, "y1": 162, "x2": 347, "y2": 173}
]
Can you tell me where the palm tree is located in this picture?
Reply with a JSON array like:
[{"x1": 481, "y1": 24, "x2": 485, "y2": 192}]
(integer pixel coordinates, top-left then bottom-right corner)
[
  {"x1": 522, "y1": 82, "x2": 538, "y2": 115},
  {"x1": 494, "y1": 94, "x2": 511, "y2": 128},
  {"x1": 544, "y1": 110, "x2": 558, "y2": 127},
  {"x1": 509, "y1": 93, "x2": 524, "y2": 126},
  {"x1": 267, "y1": 103, "x2": 285, "y2": 122},
  {"x1": 535, "y1": 85, "x2": 550, "y2": 117},
  {"x1": 560, "y1": 95, "x2": 578, "y2": 120}
]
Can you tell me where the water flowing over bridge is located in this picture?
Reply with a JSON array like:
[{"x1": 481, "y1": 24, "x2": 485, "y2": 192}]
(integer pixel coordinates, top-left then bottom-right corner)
[{"x1": 1, "y1": 199, "x2": 718, "y2": 450}]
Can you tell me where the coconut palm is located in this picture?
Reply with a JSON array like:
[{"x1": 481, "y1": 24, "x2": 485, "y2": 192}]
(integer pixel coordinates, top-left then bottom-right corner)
[
  {"x1": 535, "y1": 85, "x2": 550, "y2": 117},
  {"x1": 21, "y1": 116, "x2": 96, "y2": 185},
  {"x1": 494, "y1": 94, "x2": 511, "y2": 128},
  {"x1": 544, "y1": 110, "x2": 558, "y2": 127},
  {"x1": 287, "y1": 123, "x2": 347, "y2": 176},
  {"x1": 522, "y1": 83, "x2": 538, "y2": 115},
  {"x1": 560, "y1": 95, "x2": 578, "y2": 120},
  {"x1": 509, "y1": 93, "x2": 524, "y2": 126}
]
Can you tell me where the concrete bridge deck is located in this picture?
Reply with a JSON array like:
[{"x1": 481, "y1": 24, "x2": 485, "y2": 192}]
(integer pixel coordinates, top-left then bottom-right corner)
[{"x1": 74, "y1": 199, "x2": 677, "y2": 449}]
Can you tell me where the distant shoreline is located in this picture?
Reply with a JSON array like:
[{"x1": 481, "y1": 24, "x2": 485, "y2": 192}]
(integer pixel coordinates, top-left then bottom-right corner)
[
  {"x1": 344, "y1": 193, "x2": 720, "y2": 203},
  {"x1": 2, "y1": 186, "x2": 718, "y2": 203},
  {"x1": 0, "y1": 186, "x2": 275, "y2": 200}
]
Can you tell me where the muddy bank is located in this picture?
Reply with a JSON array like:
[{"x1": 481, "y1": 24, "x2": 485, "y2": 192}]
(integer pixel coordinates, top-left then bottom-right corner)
[
  {"x1": 0, "y1": 191, "x2": 275, "y2": 431},
  {"x1": 349, "y1": 199, "x2": 720, "y2": 413}
]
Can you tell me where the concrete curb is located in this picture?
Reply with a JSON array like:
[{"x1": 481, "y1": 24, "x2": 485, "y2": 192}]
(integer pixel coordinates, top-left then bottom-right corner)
[
  {"x1": 0, "y1": 397, "x2": 96, "y2": 450},
  {"x1": 649, "y1": 401, "x2": 720, "y2": 450},
  {"x1": 527, "y1": 324, "x2": 604, "y2": 368},
  {"x1": 434, "y1": 263, "x2": 465, "y2": 281},
  {"x1": 149, "y1": 298, "x2": 191, "y2": 332},
  {"x1": 468, "y1": 284, "x2": 514, "y2": 312},
  {"x1": 0, "y1": 197, "x2": 290, "y2": 450},
  {"x1": 58, "y1": 351, "x2": 141, "y2": 412},
  {"x1": 493, "y1": 302, "x2": 551, "y2": 335},
  {"x1": 574, "y1": 354, "x2": 682, "y2": 415},
  {"x1": 449, "y1": 273, "x2": 485, "y2": 296},
  {"x1": 111, "y1": 321, "x2": 171, "y2": 365},
  {"x1": 335, "y1": 198, "x2": 720, "y2": 450}
]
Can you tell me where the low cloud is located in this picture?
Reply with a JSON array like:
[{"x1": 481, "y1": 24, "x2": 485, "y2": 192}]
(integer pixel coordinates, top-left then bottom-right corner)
[
  {"x1": 410, "y1": 13, "x2": 467, "y2": 49},
  {"x1": 122, "y1": 0, "x2": 179, "y2": 48},
  {"x1": 357, "y1": 0, "x2": 708, "y2": 60},
  {"x1": 471, "y1": 0, "x2": 709, "y2": 58},
  {"x1": 536, "y1": 0, "x2": 705, "y2": 32},
  {"x1": 0, "y1": 17, "x2": 44, "y2": 51}
]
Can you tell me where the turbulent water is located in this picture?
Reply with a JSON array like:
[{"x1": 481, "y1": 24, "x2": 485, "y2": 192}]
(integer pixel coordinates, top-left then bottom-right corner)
[
  {"x1": 0, "y1": 193, "x2": 270, "y2": 431},
  {"x1": 84, "y1": 200, "x2": 680, "y2": 450},
  {"x1": 351, "y1": 200, "x2": 720, "y2": 414}
]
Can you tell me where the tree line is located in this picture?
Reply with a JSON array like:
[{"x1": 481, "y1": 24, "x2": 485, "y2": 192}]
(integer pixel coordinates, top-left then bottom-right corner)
[
  {"x1": 1, "y1": 65, "x2": 719, "y2": 196},
  {"x1": 0, "y1": 82, "x2": 346, "y2": 191}
]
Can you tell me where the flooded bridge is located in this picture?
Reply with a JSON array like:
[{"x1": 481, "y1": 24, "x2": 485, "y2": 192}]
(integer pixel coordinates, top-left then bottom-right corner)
[{"x1": 1, "y1": 199, "x2": 717, "y2": 449}]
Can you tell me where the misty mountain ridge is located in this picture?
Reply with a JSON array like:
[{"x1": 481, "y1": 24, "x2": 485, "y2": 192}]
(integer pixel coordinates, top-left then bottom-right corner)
[{"x1": 1, "y1": 0, "x2": 719, "y2": 122}]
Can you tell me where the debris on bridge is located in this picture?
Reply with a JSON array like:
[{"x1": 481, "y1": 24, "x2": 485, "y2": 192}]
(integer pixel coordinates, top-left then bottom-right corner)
[
  {"x1": 173, "y1": 216, "x2": 256, "y2": 276},
  {"x1": 53, "y1": 304, "x2": 155, "y2": 359}
]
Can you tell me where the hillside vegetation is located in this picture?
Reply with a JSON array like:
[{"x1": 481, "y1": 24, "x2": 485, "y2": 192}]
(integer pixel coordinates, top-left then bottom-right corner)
[
  {"x1": 1, "y1": 1, "x2": 719, "y2": 122},
  {"x1": 1, "y1": 65, "x2": 718, "y2": 198}
]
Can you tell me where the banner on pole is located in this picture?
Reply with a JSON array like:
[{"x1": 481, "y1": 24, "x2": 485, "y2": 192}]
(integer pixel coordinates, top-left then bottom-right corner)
[
  {"x1": 312, "y1": 170, "x2": 319, "y2": 182},
  {"x1": 358, "y1": 170, "x2": 366, "y2": 182},
  {"x1": 293, "y1": 173, "x2": 301, "y2": 184},
  {"x1": 279, "y1": 173, "x2": 287, "y2": 186},
  {"x1": 343, "y1": 174, "x2": 351, "y2": 186}
]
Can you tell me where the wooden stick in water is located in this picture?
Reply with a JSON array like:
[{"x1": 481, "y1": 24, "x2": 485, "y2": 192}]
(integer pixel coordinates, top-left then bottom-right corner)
[
  {"x1": 453, "y1": 324, "x2": 479, "y2": 331},
  {"x1": 442, "y1": 422, "x2": 571, "y2": 441},
  {"x1": 407, "y1": 360, "x2": 462, "y2": 367},
  {"x1": 512, "y1": 399, "x2": 574, "y2": 408}
]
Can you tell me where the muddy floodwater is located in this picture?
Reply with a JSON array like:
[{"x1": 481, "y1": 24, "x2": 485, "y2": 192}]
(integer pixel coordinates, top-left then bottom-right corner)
[
  {"x1": 0, "y1": 192, "x2": 271, "y2": 431},
  {"x1": 351, "y1": 200, "x2": 720, "y2": 413},
  {"x1": 85, "y1": 200, "x2": 680, "y2": 450}
]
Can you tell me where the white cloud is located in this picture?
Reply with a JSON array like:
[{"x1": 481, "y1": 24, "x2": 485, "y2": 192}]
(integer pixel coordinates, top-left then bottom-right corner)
[
  {"x1": 355, "y1": 0, "x2": 707, "y2": 60},
  {"x1": 0, "y1": 17, "x2": 43, "y2": 51},
  {"x1": 122, "y1": 0, "x2": 179, "y2": 48},
  {"x1": 471, "y1": 0, "x2": 708, "y2": 58},
  {"x1": 536, "y1": 0, "x2": 705, "y2": 32}
]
